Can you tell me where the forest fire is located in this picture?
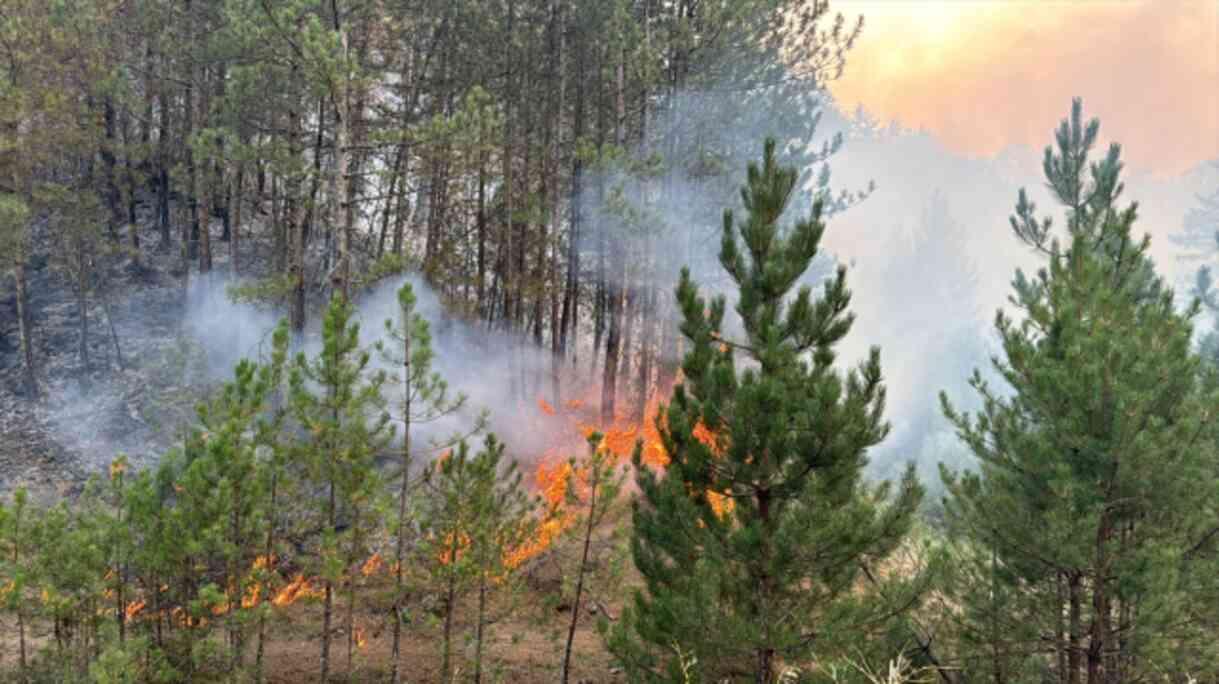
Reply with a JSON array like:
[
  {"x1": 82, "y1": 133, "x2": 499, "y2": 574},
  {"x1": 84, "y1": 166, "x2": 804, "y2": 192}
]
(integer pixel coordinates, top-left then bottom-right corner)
[
  {"x1": 360, "y1": 552, "x2": 385, "y2": 577},
  {"x1": 525, "y1": 389, "x2": 734, "y2": 542},
  {"x1": 272, "y1": 574, "x2": 324, "y2": 607},
  {"x1": 511, "y1": 388, "x2": 725, "y2": 566}
]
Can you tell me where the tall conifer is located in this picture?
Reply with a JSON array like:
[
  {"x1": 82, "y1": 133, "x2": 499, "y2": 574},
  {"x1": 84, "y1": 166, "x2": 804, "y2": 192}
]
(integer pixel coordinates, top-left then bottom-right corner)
[
  {"x1": 609, "y1": 138, "x2": 923, "y2": 683},
  {"x1": 289, "y1": 297, "x2": 391, "y2": 683},
  {"x1": 940, "y1": 99, "x2": 1219, "y2": 682},
  {"x1": 375, "y1": 280, "x2": 474, "y2": 684}
]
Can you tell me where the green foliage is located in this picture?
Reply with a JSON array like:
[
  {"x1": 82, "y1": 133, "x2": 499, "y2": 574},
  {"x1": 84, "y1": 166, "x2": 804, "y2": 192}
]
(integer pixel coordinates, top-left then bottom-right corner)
[
  {"x1": 0, "y1": 193, "x2": 30, "y2": 266},
  {"x1": 226, "y1": 274, "x2": 299, "y2": 307},
  {"x1": 289, "y1": 295, "x2": 392, "y2": 678},
  {"x1": 377, "y1": 279, "x2": 480, "y2": 682},
  {"x1": 562, "y1": 432, "x2": 628, "y2": 683},
  {"x1": 419, "y1": 433, "x2": 538, "y2": 680},
  {"x1": 608, "y1": 138, "x2": 924, "y2": 683},
  {"x1": 940, "y1": 99, "x2": 1219, "y2": 681}
]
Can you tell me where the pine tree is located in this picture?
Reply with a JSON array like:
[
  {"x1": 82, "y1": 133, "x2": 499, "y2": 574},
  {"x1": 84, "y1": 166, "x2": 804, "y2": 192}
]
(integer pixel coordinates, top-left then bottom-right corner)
[
  {"x1": 0, "y1": 488, "x2": 35, "y2": 680},
  {"x1": 375, "y1": 279, "x2": 475, "y2": 684},
  {"x1": 940, "y1": 99, "x2": 1219, "y2": 683},
  {"x1": 561, "y1": 432, "x2": 626, "y2": 684},
  {"x1": 464, "y1": 434, "x2": 536, "y2": 684},
  {"x1": 288, "y1": 297, "x2": 392, "y2": 683},
  {"x1": 0, "y1": 195, "x2": 38, "y2": 397},
  {"x1": 608, "y1": 138, "x2": 923, "y2": 683},
  {"x1": 249, "y1": 322, "x2": 291, "y2": 683},
  {"x1": 183, "y1": 326, "x2": 290, "y2": 676},
  {"x1": 419, "y1": 434, "x2": 536, "y2": 683}
]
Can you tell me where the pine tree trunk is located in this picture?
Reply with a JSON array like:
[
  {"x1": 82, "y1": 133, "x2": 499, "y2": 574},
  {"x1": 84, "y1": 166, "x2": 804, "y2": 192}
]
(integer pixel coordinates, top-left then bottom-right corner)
[
  {"x1": 548, "y1": 0, "x2": 567, "y2": 403},
  {"x1": 98, "y1": 284, "x2": 124, "y2": 370},
  {"x1": 115, "y1": 504, "x2": 127, "y2": 646},
  {"x1": 754, "y1": 489, "x2": 775, "y2": 684},
  {"x1": 422, "y1": 29, "x2": 452, "y2": 281},
  {"x1": 13, "y1": 260, "x2": 38, "y2": 397},
  {"x1": 600, "y1": 51, "x2": 627, "y2": 422},
  {"x1": 590, "y1": 44, "x2": 608, "y2": 379},
  {"x1": 303, "y1": 97, "x2": 326, "y2": 253},
  {"x1": 346, "y1": 523, "x2": 358, "y2": 675},
  {"x1": 990, "y1": 544, "x2": 1002, "y2": 684},
  {"x1": 601, "y1": 281, "x2": 621, "y2": 422},
  {"x1": 321, "y1": 480, "x2": 336, "y2": 683},
  {"x1": 562, "y1": 467, "x2": 598, "y2": 684},
  {"x1": 154, "y1": 68, "x2": 172, "y2": 250},
  {"x1": 198, "y1": 186, "x2": 211, "y2": 276},
  {"x1": 390, "y1": 324, "x2": 413, "y2": 684},
  {"x1": 1057, "y1": 572, "x2": 1069, "y2": 684},
  {"x1": 502, "y1": 0, "x2": 519, "y2": 330},
  {"x1": 512, "y1": 90, "x2": 530, "y2": 331},
  {"x1": 1069, "y1": 571, "x2": 1082, "y2": 684},
  {"x1": 619, "y1": 288, "x2": 637, "y2": 393},
  {"x1": 474, "y1": 572, "x2": 487, "y2": 684},
  {"x1": 1087, "y1": 516, "x2": 1112, "y2": 684},
  {"x1": 476, "y1": 141, "x2": 488, "y2": 313},
  {"x1": 121, "y1": 111, "x2": 141, "y2": 271},
  {"x1": 141, "y1": 44, "x2": 154, "y2": 151},
  {"x1": 271, "y1": 174, "x2": 284, "y2": 274},
  {"x1": 77, "y1": 250, "x2": 90, "y2": 376},
  {"x1": 101, "y1": 98, "x2": 123, "y2": 242},
  {"x1": 214, "y1": 64, "x2": 230, "y2": 246},
  {"x1": 535, "y1": 121, "x2": 549, "y2": 350},
  {"x1": 14, "y1": 516, "x2": 27, "y2": 679},
  {"x1": 333, "y1": 17, "x2": 353, "y2": 301},
  {"x1": 391, "y1": 168, "x2": 410, "y2": 257},
  {"x1": 441, "y1": 540, "x2": 459, "y2": 683},
  {"x1": 184, "y1": 5, "x2": 200, "y2": 263},
  {"x1": 288, "y1": 81, "x2": 307, "y2": 333},
  {"x1": 255, "y1": 468, "x2": 278, "y2": 684},
  {"x1": 16, "y1": 599, "x2": 26, "y2": 681},
  {"x1": 635, "y1": 282, "x2": 656, "y2": 422},
  {"x1": 379, "y1": 142, "x2": 403, "y2": 258},
  {"x1": 232, "y1": 158, "x2": 245, "y2": 275},
  {"x1": 558, "y1": 53, "x2": 582, "y2": 361}
]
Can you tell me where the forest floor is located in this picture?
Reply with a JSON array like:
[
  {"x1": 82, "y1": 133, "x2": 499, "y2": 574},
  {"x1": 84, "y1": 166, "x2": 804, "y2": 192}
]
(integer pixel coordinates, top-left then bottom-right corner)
[
  {"x1": 0, "y1": 548, "x2": 628, "y2": 683},
  {"x1": 258, "y1": 581, "x2": 621, "y2": 683}
]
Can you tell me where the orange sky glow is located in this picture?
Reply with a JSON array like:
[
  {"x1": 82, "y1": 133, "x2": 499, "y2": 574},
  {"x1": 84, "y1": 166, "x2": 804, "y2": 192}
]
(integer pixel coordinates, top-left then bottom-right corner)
[{"x1": 829, "y1": 0, "x2": 1219, "y2": 175}]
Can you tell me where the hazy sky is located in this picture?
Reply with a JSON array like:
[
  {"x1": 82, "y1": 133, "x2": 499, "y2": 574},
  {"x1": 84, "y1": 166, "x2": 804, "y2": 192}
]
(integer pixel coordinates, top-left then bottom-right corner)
[{"x1": 831, "y1": 0, "x2": 1219, "y2": 175}]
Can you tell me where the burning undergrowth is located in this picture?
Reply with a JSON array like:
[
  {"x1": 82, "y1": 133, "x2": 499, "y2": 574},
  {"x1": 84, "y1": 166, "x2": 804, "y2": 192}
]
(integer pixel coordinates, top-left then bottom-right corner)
[{"x1": 521, "y1": 384, "x2": 733, "y2": 563}]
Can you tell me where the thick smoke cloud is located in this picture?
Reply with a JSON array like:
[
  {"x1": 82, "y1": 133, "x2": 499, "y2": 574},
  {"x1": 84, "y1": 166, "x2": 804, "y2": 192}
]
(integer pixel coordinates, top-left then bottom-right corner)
[
  {"x1": 573, "y1": 73, "x2": 1218, "y2": 487},
  {"x1": 825, "y1": 118, "x2": 1219, "y2": 484}
]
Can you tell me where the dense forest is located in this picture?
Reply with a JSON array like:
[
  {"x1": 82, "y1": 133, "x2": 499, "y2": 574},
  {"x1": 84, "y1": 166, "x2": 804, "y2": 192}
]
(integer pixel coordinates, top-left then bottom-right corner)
[{"x1": 3, "y1": 0, "x2": 1219, "y2": 682}]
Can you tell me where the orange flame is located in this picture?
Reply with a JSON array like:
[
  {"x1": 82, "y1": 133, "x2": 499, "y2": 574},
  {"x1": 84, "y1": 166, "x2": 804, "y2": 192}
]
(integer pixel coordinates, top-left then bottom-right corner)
[
  {"x1": 124, "y1": 600, "x2": 146, "y2": 621},
  {"x1": 272, "y1": 574, "x2": 323, "y2": 607},
  {"x1": 361, "y1": 552, "x2": 385, "y2": 577},
  {"x1": 523, "y1": 385, "x2": 734, "y2": 551},
  {"x1": 436, "y1": 531, "x2": 472, "y2": 566},
  {"x1": 241, "y1": 583, "x2": 261, "y2": 610},
  {"x1": 170, "y1": 606, "x2": 208, "y2": 629}
]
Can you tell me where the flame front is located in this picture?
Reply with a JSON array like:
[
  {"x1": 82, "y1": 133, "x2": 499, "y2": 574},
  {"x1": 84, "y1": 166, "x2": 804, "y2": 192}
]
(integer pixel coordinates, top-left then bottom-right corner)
[
  {"x1": 273, "y1": 574, "x2": 324, "y2": 607},
  {"x1": 518, "y1": 386, "x2": 733, "y2": 562}
]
